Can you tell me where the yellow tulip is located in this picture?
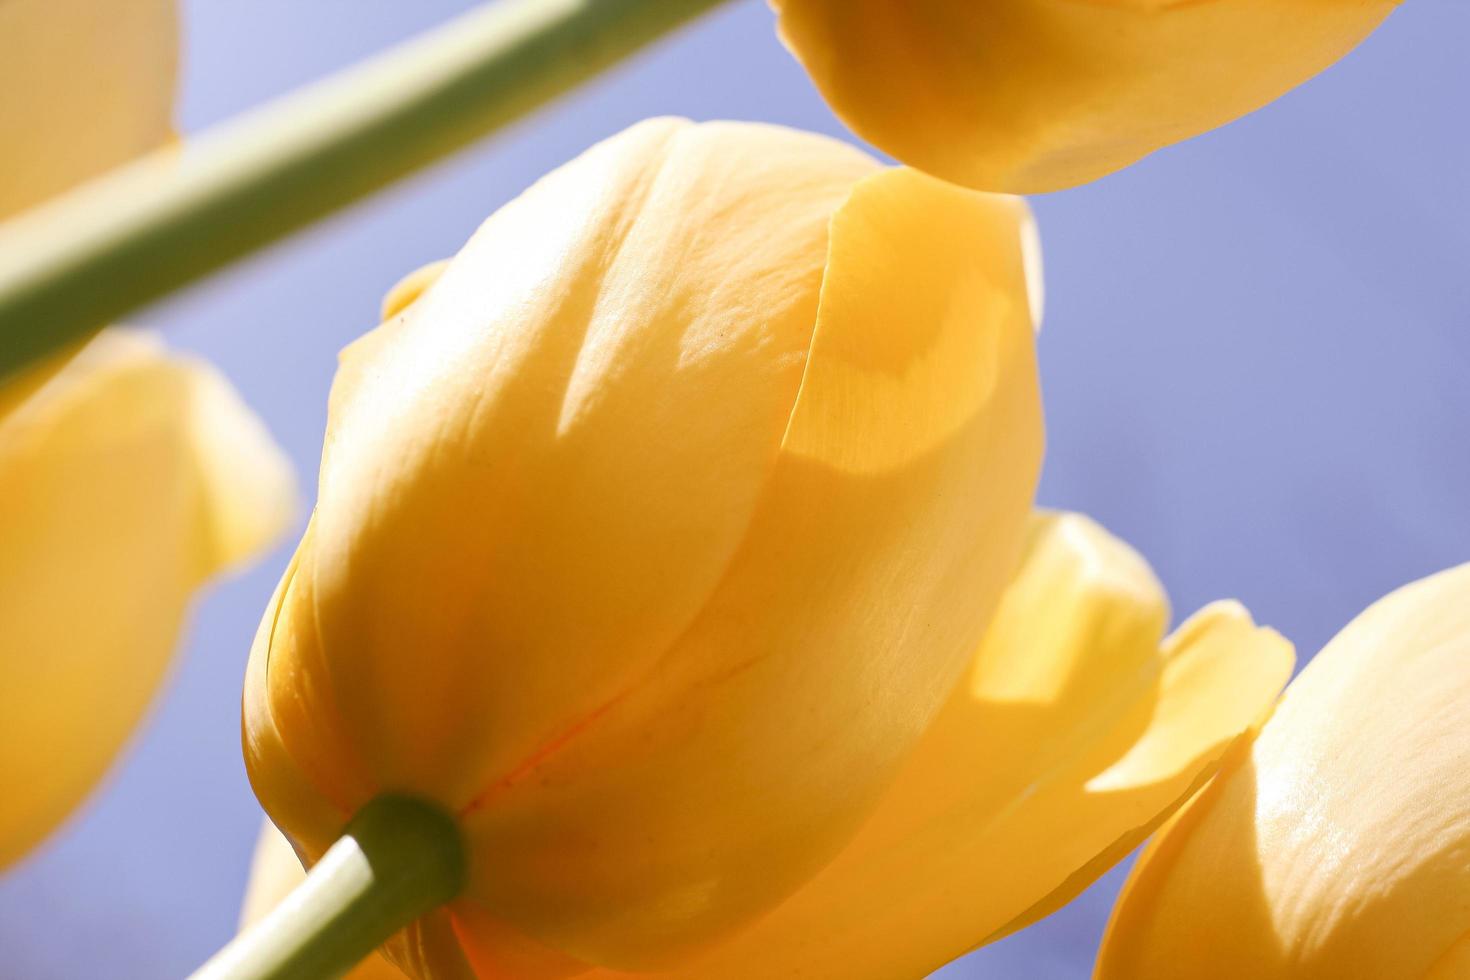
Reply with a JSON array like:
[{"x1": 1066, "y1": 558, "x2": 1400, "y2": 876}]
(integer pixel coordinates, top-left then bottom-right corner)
[
  {"x1": 241, "y1": 511, "x2": 1293, "y2": 978},
  {"x1": 241, "y1": 820, "x2": 405, "y2": 980},
  {"x1": 0, "y1": 0, "x2": 177, "y2": 218},
  {"x1": 1097, "y1": 562, "x2": 1470, "y2": 979},
  {"x1": 770, "y1": 0, "x2": 1398, "y2": 193},
  {"x1": 0, "y1": 330, "x2": 295, "y2": 868},
  {"x1": 0, "y1": 0, "x2": 293, "y2": 870},
  {"x1": 244, "y1": 116, "x2": 1044, "y2": 976}
]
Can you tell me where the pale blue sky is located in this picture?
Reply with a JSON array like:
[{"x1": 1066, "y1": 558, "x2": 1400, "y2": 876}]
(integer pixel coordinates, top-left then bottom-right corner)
[{"x1": 1, "y1": 2, "x2": 1466, "y2": 976}]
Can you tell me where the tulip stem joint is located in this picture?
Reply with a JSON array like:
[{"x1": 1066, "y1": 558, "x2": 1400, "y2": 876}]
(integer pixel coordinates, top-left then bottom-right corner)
[{"x1": 191, "y1": 795, "x2": 466, "y2": 980}]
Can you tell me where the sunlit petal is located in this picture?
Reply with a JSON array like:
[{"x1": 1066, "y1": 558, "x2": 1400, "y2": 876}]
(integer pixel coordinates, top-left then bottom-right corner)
[
  {"x1": 771, "y1": 0, "x2": 1396, "y2": 192},
  {"x1": 0, "y1": 330, "x2": 294, "y2": 867},
  {"x1": 582, "y1": 512, "x2": 1291, "y2": 979},
  {"x1": 1099, "y1": 562, "x2": 1470, "y2": 980}
]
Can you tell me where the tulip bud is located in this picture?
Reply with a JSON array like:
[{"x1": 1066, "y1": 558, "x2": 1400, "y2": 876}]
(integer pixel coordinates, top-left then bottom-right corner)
[
  {"x1": 244, "y1": 117, "x2": 1044, "y2": 976},
  {"x1": 0, "y1": 330, "x2": 295, "y2": 868},
  {"x1": 1098, "y1": 562, "x2": 1470, "y2": 979},
  {"x1": 0, "y1": 0, "x2": 177, "y2": 219},
  {"x1": 771, "y1": 0, "x2": 1397, "y2": 193}
]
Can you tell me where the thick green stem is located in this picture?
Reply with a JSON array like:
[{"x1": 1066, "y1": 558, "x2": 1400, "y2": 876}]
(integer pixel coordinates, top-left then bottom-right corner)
[
  {"x1": 191, "y1": 796, "x2": 466, "y2": 980},
  {"x1": 0, "y1": 0, "x2": 730, "y2": 381}
]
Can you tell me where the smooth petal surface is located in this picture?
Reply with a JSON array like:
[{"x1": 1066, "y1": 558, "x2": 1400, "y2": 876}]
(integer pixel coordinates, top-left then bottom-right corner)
[
  {"x1": 245, "y1": 120, "x2": 1044, "y2": 976},
  {"x1": 577, "y1": 512, "x2": 1291, "y2": 979},
  {"x1": 0, "y1": 0, "x2": 177, "y2": 218},
  {"x1": 379, "y1": 261, "x2": 452, "y2": 321},
  {"x1": 0, "y1": 330, "x2": 294, "y2": 867},
  {"x1": 771, "y1": 0, "x2": 1397, "y2": 193},
  {"x1": 241, "y1": 821, "x2": 405, "y2": 980},
  {"x1": 256, "y1": 117, "x2": 876, "y2": 819},
  {"x1": 453, "y1": 164, "x2": 1042, "y2": 971},
  {"x1": 1099, "y1": 562, "x2": 1470, "y2": 980}
]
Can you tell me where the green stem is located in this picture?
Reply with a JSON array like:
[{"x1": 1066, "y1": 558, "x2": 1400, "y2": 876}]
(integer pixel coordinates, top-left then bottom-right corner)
[
  {"x1": 191, "y1": 796, "x2": 466, "y2": 980},
  {"x1": 0, "y1": 0, "x2": 730, "y2": 381}
]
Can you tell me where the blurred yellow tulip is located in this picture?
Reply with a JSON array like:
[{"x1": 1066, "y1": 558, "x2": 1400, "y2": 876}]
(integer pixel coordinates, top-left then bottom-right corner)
[
  {"x1": 241, "y1": 821, "x2": 405, "y2": 980},
  {"x1": 0, "y1": 330, "x2": 295, "y2": 868},
  {"x1": 0, "y1": 0, "x2": 178, "y2": 219},
  {"x1": 244, "y1": 116, "x2": 1044, "y2": 976},
  {"x1": 0, "y1": 0, "x2": 294, "y2": 870},
  {"x1": 242, "y1": 511, "x2": 1293, "y2": 979},
  {"x1": 1098, "y1": 562, "x2": 1470, "y2": 980},
  {"x1": 771, "y1": 0, "x2": 1398, "y2": 193}
]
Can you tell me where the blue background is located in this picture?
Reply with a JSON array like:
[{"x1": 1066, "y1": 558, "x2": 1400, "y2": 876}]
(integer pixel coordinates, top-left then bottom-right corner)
[{"x1": 1, "y1": 1, "x2": 1466, "y2": 976}]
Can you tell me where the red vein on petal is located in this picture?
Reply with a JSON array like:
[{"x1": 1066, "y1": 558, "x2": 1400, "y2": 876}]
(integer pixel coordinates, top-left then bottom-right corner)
[{"x1": 457, "y1": 686, "x2": 634, "y2": 818}]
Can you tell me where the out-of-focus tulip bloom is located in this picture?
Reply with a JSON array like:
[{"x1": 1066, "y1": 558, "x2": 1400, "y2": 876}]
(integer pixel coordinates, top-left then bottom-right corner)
[
  {"x1": 0, "y1": 330, "x2": 294, "y2": 868},
  {"x1": 1098, "y1": 562, "x2": 1470, "y2": 980},
  {"x1": 0, "y1": 0, "x2": 177, "y2": 218},
  {"x1": 244, "y1": 116, "x2": 1045, "y2": 977},
  {"x1": 770, "y1": 0, "x2": 1398, "y2": 193},
  {"x1": 242, "y1": 511, "x2": 1292, "y2": 979},
  {"x1": 241, "y1": 821, "x2": 404, "y2": 980},
  {"x1": 0, "y1": 0, "x2": 292, "y2": 870}
]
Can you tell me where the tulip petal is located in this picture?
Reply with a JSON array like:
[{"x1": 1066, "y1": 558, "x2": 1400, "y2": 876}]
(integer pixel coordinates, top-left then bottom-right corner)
[
  {"x1": 379, "y1": 261, "x2": 451, "y2": 321},
  {"x1": 0, "y1": 330, "x2": 294, "y2": 867},
  {"x1": 1426, "y1": 934, "x2": 1470, "y2": 980},
  {"x1": 455, "y1": 166, "x2": 1043, "y2": 969},
  {"x1": 771, "y1": 0, "x2": 1397, "y2": 193},
  {"x1": 243, "y1": 530, "x2": 352, "y2": 861},
  {"x1": 1098, "y1": 563, "x2": 1470, "y2": 980},
  {"x1": 569, "y1": 512, "x2": 1289, "y2": 979},
  {"x1": 0, "y1": 0, "x2": 177, "y2": 218}
]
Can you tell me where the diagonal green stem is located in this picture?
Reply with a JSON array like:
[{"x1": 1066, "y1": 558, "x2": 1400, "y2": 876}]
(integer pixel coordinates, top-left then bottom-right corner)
[
  {"x1": 0, "y1": 0, "x2": 730, "y2": 381},
  {"x1": 191, "y1": 795, "x2": 466, "y2": 980}
]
